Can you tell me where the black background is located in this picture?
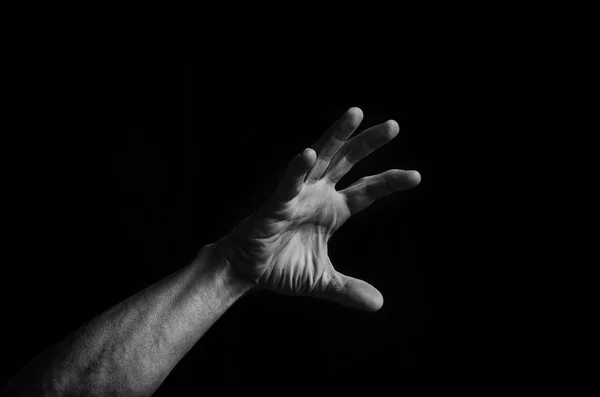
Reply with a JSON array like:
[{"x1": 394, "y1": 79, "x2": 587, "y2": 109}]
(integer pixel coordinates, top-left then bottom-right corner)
[{"x1": 2, "y1": 63, "x2": 433, "y2": 392}]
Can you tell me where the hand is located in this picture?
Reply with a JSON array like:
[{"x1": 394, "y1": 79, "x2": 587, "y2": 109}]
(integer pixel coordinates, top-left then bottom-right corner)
[{"x1": 215, "y1": 107, "x2": 421, "y2": 311}]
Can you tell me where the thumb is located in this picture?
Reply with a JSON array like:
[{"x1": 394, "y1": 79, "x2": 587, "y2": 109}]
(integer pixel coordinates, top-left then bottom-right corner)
[
  {"x1": 272, "y1": 148, "x2": 317, "y2": 203},
  {"x1": 320, "y1": 270, "x2": 384, "y2": 312}
]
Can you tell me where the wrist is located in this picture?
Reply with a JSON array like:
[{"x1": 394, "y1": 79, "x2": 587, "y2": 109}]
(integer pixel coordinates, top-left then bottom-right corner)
[{"x1": 193, "y1": 241, "x2": 256, "y2": 302}]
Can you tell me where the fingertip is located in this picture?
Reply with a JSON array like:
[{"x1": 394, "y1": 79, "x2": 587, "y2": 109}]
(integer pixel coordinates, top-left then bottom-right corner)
[
  {"x1": 347, "y1": 106, "x2": 363, "y2": 116},
  {"x1": 345, "y1": 276, "x2": 384, "y2": 312},
  {"x1": 346, "y1": 107, "x2": 364, "y2": 125},
  {"x1": 407, "y1": 170, "x2": 421, "y2": 185},
  {"x1": 366, "y1": 290, "x2": 384, "y2": 312},
  {"x1": 303, "y1": 147, "x2": 317, "y2": 165},
  {"x1": 303, "y1": 147, "x2": 314, "y2": 156},
  {"x1": 385, "y1": 120, "x2": 400, "y2": 138}
]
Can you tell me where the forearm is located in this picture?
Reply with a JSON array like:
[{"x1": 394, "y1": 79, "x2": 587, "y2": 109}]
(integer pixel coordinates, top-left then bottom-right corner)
[{"x1": 2, "y1": 242, "x2": 252, "y2": 397}]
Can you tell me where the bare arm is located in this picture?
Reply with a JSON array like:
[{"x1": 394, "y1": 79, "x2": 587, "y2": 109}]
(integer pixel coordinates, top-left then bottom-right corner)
[
  {"x1": 1, "y1": 242, "x2": 253, "y2": 396},
  {"x1": 2, "y1": 106, "x2": 420, "y2": 396}
]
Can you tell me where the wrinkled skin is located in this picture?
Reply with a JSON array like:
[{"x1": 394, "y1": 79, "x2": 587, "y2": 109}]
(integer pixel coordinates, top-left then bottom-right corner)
[
  {"x1": 216, "y1": 107, "x2": 421, "y2": 311},
  {"x1": 222, "y1": 178, "x2": 349, "y2": 295}
]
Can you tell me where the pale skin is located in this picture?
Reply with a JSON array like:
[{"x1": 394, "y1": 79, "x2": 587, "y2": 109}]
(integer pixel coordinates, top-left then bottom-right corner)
[{"x1": 1, "y1": 107, "x2": 421, "y2": 396}]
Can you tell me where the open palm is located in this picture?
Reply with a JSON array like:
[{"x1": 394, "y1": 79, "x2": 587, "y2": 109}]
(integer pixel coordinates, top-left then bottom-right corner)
[{"x1": 217, "y1": 107, "x2": 421, "y2": 311}]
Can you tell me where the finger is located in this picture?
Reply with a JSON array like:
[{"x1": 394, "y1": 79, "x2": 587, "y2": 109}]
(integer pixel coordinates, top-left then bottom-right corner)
[
  {"x1": 319, "y1": 270, "x2": 384, "y2": 312},
  {"x1": 324, "y1": 120, "x2": 400, "y2": 186},
  {"x1": 269, "y1": 148, "x2": 317, "y2": 204},
  {"x1": 340, "y1": 169, "x2": 421, "y2": 215},
  {"x1": 305, "y1": 107, "x2": 363, "y2": 183}
]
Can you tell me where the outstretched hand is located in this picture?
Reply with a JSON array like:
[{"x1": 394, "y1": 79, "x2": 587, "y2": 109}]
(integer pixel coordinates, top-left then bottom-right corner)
[{"x1": 215, "y1": 107, "x2": 421, "y2": 311}]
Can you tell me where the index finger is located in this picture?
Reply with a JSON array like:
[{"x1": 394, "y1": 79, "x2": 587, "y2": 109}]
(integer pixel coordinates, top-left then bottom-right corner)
[{"x1": 304, "y1": 107, "x2": 363, "y2": 183}]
